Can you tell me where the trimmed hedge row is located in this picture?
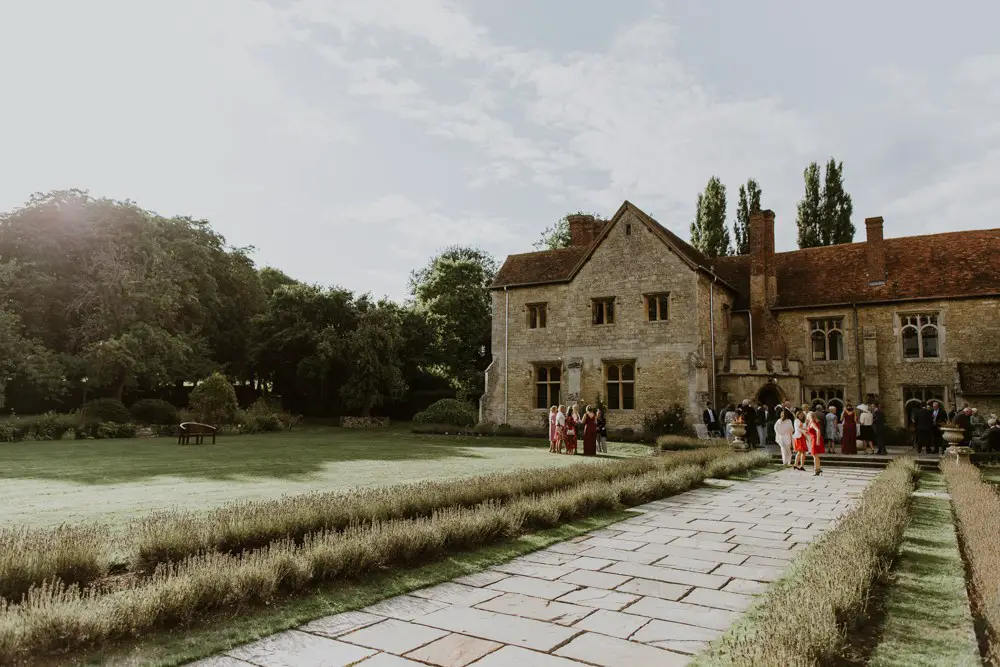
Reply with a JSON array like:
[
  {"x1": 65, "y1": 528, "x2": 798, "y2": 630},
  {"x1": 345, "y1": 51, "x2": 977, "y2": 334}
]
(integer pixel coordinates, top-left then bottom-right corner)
[
  {"x1": 0, "y1": 451, "x2": 771, "y2": 663},
  {"x1": 942, "y1": 459, "x2": 1000, "y2": 665},
  {"x1": 697, "y1": 457, "x2": 920, "y2": 666}
]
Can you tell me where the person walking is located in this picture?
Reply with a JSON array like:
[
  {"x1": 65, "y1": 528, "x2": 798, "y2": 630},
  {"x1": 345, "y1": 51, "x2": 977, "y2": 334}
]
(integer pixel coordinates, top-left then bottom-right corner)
[
  {"x1": 703, "y1": 402, "x2": 720, "y2": 437},
  {"x1": 825, "y1": 406, "x2": 839, "y2": 454},
  {"x1": 774, "y1": 408, "x2": 794, "y2": 466},
  {"x1": 548, "y1": 406, "x2": 559, "y2": 453},
  {"x1": 806, "y1": 411, "x2": 825, "y2": 476},
  {"x1": 873, "y1": 402, "x2": 888, "y2": 455},
  {"x1": 858, "y1": 405, "x2": 875, "y2": 454},
  {"x1": 555, "y1": 405, "x2": 567, "y2": 453},
  {"x1": 792, "y1": 410, "x2": 808, "y2": 471},
  {"x1": 596, "y1": 407, "x2": 608, "y2": 454},
  {"x1": 840, "y1": 405, "x2": 858, "y2": 455},
  {"x1": 742, "y1": 400, "x2": 758, "y2": 448},
  {"x1": 564, "y1": 406, "x2": 578, "y2": 455},
  {"x1": 914, "y1": 403, "x2": 935, "y2": 454},
  {"x1": 723, "y1": 404, "x2": 736, "y2": 440},
  {"x1": 581, "y1": 405, "x2": 598, "y2": 456},
  {"x1": 756, "y1": 403, "x2": 770, "y2": 449}
]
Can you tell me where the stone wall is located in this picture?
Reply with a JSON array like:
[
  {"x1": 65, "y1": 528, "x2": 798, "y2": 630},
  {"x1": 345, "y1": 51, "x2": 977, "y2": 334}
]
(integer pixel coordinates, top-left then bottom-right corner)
[{"x1": 483, "y1": 209, "x2": 722, "y2": 429}]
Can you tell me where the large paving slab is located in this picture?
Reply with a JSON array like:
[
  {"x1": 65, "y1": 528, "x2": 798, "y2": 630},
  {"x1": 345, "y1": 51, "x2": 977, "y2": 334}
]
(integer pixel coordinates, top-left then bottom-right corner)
[{"x1": 192, "y1": 466, "x2": 877, "y2": 666}]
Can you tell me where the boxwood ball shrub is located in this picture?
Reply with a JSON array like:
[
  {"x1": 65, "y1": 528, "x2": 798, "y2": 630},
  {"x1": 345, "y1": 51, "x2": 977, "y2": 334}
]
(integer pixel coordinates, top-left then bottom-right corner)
[
  {"x1": 129, "y1": 399, "x2": 179, "y2": 426},
  {"x1": 80, "y1": 398, "x2": 131, "y2": 425},
  {"x1": 188, "y1": 372, "x2": 238, "y2": 425},
  {"x1": 412, "y1": 398, "x2": 477, "y2": 427}
]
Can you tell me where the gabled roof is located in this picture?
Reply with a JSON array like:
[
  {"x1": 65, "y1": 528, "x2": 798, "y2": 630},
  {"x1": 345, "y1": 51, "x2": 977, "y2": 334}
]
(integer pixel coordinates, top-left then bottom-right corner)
[
  {"x1": 959, "y1": 362, "x2": 1000, "y2": 396},
  {"x1": 491, "y1": 201, "x2": 735, "y2": 291}
]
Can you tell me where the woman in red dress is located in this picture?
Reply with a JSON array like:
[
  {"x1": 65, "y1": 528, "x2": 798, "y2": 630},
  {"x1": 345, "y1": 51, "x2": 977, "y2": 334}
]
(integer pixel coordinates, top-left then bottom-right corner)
[
  {"x1": 580, "y1": 405, "x2": 598, "y2": 456},
  {"x1": 563, "y1": 406, "x2": 578, "y2": 455},
  {"x1": 806, "y1": 411, "x2": 825, "y2": 476},
  {"x1": 548, "y1": 406, "x2": 559, "y2": 453},
  {"x1": 840, "y1": 405, "x2": 858, "y2": 455},
  {"x1": 793, "y1": 410, "x2": 808, "y2": 471}
]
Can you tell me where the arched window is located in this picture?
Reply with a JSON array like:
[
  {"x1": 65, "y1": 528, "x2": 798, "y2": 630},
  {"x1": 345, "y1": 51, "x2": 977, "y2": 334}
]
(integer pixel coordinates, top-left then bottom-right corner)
[
  {"x1": 808, "y1": 387, "x2": 844, "y2": 412},
  {"x1": 605, "y1": 361, "x2": 635, "y2": 410},
  {"x1": 810, "y1": 318, "x2": 845, "y2": 361},
  {"x1": 535, "y1": 365, "x2": 561, "y2": 409},
  {"x1": 901, "y1": 314, "x2": 940, "y2": 359}
]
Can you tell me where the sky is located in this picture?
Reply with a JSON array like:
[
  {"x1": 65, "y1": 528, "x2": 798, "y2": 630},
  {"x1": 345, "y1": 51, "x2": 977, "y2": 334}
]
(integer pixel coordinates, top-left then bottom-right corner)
[{"x1": 2, "y1": 0, "x2": 999, "y2": 301}]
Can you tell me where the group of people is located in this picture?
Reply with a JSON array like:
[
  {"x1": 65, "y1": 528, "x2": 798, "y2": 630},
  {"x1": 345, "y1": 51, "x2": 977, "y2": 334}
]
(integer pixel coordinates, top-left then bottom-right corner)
[
  {"x1": 548, "y1": 405, "x2": 607, "y2": 456},
  {"x1": 912, "y1": 401, "x2": 1000, "y2": 453}
]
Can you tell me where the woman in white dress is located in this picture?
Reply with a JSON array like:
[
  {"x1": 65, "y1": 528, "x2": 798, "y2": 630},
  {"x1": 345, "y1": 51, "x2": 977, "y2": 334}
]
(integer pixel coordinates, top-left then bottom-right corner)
[{"x1": 774, "y1": 408, "x2": 795, "y2": 466}]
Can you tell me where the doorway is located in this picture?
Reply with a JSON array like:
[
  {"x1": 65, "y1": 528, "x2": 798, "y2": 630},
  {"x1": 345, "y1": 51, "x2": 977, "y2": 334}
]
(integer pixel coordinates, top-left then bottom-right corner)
[{"x1": 757, "y1": 384, "x2": 782, "y2": 409}]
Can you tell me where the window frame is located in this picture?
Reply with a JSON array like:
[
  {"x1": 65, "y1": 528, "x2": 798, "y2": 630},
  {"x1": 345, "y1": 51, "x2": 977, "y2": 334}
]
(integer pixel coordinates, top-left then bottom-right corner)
[
  {"x1": 533, "y1": 363, "x2": 562, "y2": 410},
  {"x1": 806, "y1": 386, "x2": 845, "y2": 412},
  {"x1": 807, "y1": 317, "x2": 845, "y2": 362},
  {"x1": 902, "y1": 385, "x2": 947, "y2": 426},
  {"x1": 644, "y1": 293, "x2": 670, "y2": 322},
  {"x1": 899, "y1": 312, "x2": 941, "y2": 360},
  {"x1": 591, "y1": 297, "x2": 616, "y2": 326},
  {"x1": 526, "y1": 303, "x2": 547, "y2": 330},
  {"x1": 604, "y1": 360, "x2": 636, "y2": 411}
]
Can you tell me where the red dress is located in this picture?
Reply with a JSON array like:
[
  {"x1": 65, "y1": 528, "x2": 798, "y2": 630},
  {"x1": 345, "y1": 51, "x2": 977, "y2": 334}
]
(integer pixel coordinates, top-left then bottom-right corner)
[
  {"x1": 793, "y1": 420, "x2": 808, "y2": 453},
  {"x1": 564, "y1": 414, "x2": 578, "y2": 454},
  {"x1": 840, "y1": 410, "x2": 857, "y2": 455},
  {"x1": 807, "y1": 422, "x2": 826, "y2": 455},
  {"x1": 581, "y1": 413, "x2": 598, "y2": 456}
]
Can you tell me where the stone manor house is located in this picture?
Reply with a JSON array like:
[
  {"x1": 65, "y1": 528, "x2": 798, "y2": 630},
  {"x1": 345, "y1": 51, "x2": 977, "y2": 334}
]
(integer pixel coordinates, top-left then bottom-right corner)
[{"x1": 481, "y1": 201, "x2": 1000, "y2": 430}]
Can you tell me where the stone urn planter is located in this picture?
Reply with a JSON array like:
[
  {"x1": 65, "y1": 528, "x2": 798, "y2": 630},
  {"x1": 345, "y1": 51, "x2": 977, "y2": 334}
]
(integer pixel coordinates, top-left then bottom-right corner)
[
  {"x1": 730, "y1": 423, "x2": 748, "y2": 451},
  {"x1": 940, "y1": 427, "x2": 965, "y2": 446},
  {"x1": 944, "y1": 444, "x2": 973, "y2": 462}
]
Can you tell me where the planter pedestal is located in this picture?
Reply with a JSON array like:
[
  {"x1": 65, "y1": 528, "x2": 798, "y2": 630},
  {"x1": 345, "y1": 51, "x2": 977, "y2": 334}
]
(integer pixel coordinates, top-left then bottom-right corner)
[
  {"x1": 945, "y1": 445, "x2": 972, "y2": 462},
  {"x1": 730, "y1": 424, "x2": 748, "y2": 452}
]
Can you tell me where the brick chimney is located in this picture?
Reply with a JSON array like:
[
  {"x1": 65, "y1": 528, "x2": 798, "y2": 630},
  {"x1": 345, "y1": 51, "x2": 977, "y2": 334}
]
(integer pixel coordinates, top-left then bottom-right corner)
[
  {"x1": 748, "y1": 209, "x2": 777, "y2": 308},
  {"x1": 865, "y1": 216, "x2": 886, "y2": 285},
  {"x1": 568, "y1": 214, "x2": 602, "y2": 246}
]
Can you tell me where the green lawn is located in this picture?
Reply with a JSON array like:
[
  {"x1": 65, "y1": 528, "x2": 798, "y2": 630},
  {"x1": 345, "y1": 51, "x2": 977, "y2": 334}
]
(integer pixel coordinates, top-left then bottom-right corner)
[
  {"x1": 0, "y1": 425, "x2": 648, "y2": 528},
  {"x1": 869, "y1": 473, "x2": 981, "y2": 667}
]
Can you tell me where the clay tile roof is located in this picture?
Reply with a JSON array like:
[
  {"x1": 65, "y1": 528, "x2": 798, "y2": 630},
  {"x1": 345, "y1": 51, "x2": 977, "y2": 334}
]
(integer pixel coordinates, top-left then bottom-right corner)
[
  {"x1": 959, "y1": 363, "x2": 1000, "y2": 396},
  {"x1": 712, "y1": 255, "x2": 751, "y2": 310},
  {"x1": 491, "y1": 246, "x2": 589, "y2": 288}
]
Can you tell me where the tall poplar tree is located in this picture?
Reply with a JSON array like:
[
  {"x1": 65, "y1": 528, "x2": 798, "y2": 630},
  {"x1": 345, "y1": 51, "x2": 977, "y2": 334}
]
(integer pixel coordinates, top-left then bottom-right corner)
[
  {"x1": 690, "y1": 176, "x2": 731, "y2": 258},
  {"x1": 820, "y1": 158, "x2": 855, "y2": 245},
  {"x1": 732, "y1": 179, "x2": 762, "y2": 255},
  {"x1": 796, "y1": 162, "x2": 823, "y2": 248}
]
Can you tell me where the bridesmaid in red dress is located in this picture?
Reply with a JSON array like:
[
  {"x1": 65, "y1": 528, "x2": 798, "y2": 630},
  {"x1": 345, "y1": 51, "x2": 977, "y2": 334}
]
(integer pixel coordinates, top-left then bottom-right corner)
[
  {"x1": 840, "y1": 405, "x2": 858, "y2": 455},
  {"x1": 806, "y1": 411, "x2": 825, "y2": 476},
  {"x1": 564, "y1": 407, "x2": 578, "y2": 455},
  {"x1": 580, "y1": 405, "x2": 598, "y2": 456}
]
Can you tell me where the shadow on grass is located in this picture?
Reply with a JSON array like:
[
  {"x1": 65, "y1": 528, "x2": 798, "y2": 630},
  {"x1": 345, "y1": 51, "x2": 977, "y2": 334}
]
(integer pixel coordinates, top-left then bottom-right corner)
[{"x1": 0, "y1": 426, "x2": 557, "y2": 485}]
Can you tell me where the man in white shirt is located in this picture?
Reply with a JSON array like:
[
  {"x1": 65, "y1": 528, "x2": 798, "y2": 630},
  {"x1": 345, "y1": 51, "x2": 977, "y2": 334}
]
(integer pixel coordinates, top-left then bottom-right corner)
[{"x1": 555, "y1": 406, "x2": 566, "y2": 453}]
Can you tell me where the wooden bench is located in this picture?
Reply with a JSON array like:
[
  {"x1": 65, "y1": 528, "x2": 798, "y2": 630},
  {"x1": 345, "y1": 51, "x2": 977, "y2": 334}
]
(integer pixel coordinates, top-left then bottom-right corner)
[{"x1": 178, "y1": 422, "x2": 217, "y2": 445}]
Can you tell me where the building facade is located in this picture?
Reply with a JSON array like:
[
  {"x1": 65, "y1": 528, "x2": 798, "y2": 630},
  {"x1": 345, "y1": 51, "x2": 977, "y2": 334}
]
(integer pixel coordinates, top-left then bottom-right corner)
[{"x1": 481, "y1": 201, "x2": 1000, "y2": 429}]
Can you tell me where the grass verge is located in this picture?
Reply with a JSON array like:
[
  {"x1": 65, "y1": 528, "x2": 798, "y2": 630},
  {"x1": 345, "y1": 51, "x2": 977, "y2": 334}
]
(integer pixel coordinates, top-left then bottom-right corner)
[
  {"x1": 0, "y1": 452, "x2": 771, "y2": 665},
  {"x1": 942, "y1": 459, "x2": 1000, "y2": 665},
  {"x1": 694, "y1": 457, "x2": 920, "y2": 667},
  {"x1": 67, "y1": 513, "x2": 631, "y2": 667},
  {"x1": 867, "y1": 472, "x2": 980, "y2": 666},
  {"x1": 0, "y1": 447, "x2": 728, "y2": 603}
]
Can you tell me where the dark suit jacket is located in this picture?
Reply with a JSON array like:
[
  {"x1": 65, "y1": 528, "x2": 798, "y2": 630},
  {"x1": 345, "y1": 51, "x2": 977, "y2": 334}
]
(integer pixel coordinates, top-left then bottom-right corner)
[
  {"x1": 932, "y1": 409, "x2": 948, "y2": 425},
  {"x1": 987, "y1": 427, "x2": 1000, "y2": 452},
  {"x1": 955, "y1": 413, "x2": 973, "y2": 442},
  {"x1": 915, "y1": 409, "x2": 934, "y2": 432},
  {"x1": 756, "y1": 407, "x2": 770, "y2": 425},
  {"x1": 742, "y1": 407, "x2": 756, "y2": 427},
  {"x1": 703, "y1": 409, "x2": 717, "y2": 426}
]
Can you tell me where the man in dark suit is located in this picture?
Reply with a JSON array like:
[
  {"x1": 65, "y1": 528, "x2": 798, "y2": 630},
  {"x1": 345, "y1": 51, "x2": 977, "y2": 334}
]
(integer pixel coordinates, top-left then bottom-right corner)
[
  {"x1": 742, "y1": 400, "x2": 758, "y2": 447},
  {"x1": 703, "y1": 403, "x2": 719, "y2": 437},
  {"x1": 930, "y1": 401, "x2": 948, "y2": 453},
  {"x1": 914, "y1": 404, "x2": 935, "y2": 454},
  {"x1": 873, "y1": 402, "x2": 887, "y2": 454},
  {"x1": 955, "y1": 408, "x2": 973, "y2": 446}
]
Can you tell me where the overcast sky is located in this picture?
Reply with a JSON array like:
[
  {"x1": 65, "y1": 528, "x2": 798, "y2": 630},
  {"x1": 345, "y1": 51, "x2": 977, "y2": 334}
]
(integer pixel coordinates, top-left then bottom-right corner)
[{"x1": 2, "y1": 1, "x2": 998, "y2": 300}]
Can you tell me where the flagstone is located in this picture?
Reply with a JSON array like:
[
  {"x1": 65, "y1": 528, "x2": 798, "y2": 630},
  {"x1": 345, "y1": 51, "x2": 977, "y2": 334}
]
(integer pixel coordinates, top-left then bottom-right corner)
[
  {"x1": 714, "y1": 564, "x2": 785, "y2": 583},
  {"x1": 472, "y1": 645, "x2": 587, "y2": 666},
  {"x1": 487, "y1": 575, "x2": 579, "y2": 600},
  {"x1": 362, "y1": 595, "x2": 451, "y2": 622},
  {"x1": 555, "y1": 631, "x2": 691, "y2": 667},
  {"x1": 615, "y1": 578, "x2": 692, "y2": 601},
  {"x1": 300, "y1": 611, "x2": 385, "y2": 639},
  {"x1": 490, "y1": 561, "x2": 576, "y2": 581},
  {"x1": 476, "y1": 593, "x2": 594, "y2": 626},
  {"x1": 403, "y1": 634, "x2": 501, "y2": 667},
  {"x1": 631, "y1": 619, "x2": 722, "y2": 655},
  {"x1": 681, "y1": 588, "x2": 755, "y2": 612},
  {"x1": 410, "y1": 583, "x2": 503, "y2": 607},
  {"x1": 227, "y1": 630, "x2": 377, "y2": 667},
  {"x1": 637, "y1": 543, "x2": 748, "y2": 565},
  {"x1": 418, "y1": 606, "x2": 579, "y2": 652},
  {"x1": 572, "y1": 609, "x2": 649, "y2": 639},
  {"x1": 339, "y1": 619, "x2": 450, "y2": 655},
  {"x1": 604, "y1": 562, "x2": 729, "y2": 589},
  {"x1": 556, "y1": 586, "x2": 641, "y2": 610},
  {"x1": 558, "y1": 568, "x2": 631, "y2": 590},
  {"x1": 625, "y1": 597, "x2": 738, "y2": 630}
]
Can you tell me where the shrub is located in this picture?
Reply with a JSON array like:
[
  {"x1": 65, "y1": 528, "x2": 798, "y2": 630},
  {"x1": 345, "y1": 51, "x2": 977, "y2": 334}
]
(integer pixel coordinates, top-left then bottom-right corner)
[
  {"x1": 81, "y1": 398, "x2": 131, "y2": 425},
  {"x1": 188, "y1": 372, "x2": 238, "y2": 425},
  {"x1": 96, "y1": 422, "x2": 137, "y2": 439},
  {"x1": 657, "y1": 434, "x2": 712, "y2": 451},
  {"x1": 340, "y1": 416, "x2": 390, "y2": 429},
  {"x1": 0, "y1": 453, "x2": 770, "y2": 661},
  {"x1": 412, "y1": 399, "x2": 477, "y2": 427},
  {"x1": 0, "y1": 421, "x2": 16, "y2": 442},
  {"x1": 0, "y1": 525, "x2": 110, "y2": 603},
  {"x1": 0, "y1": 412, "x2": 77, "y2": 441},
  {"x1": 942, "y1": 459, "x2": 1000, "y2": 664},
  {"x1": 642, "y1": 403, "x2": 689, "y2": 438},
  {"x1": 129, "y1": 399, "x2": 179, "y2": 426},
  {"x1": 235, "y1": 399, "x2": 299, "y2": 434},
  {"x1": 701, "y1": 457, "x2": 920, "y2": 666}
]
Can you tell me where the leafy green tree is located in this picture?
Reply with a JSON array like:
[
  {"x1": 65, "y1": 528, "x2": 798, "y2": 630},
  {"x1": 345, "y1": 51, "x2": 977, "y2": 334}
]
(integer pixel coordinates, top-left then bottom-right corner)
[
  {"x1": 259, "y1": 266, "x2": 298, "y2": 297},
  {"x1": 820, "y1": 158, "x2": 855, "y2": 245},
  {"x1": 690, "y1": 177, "x2": 731, "y2": 258},
  {"x1": 0, "y1": 309, "x2": 64, "y2": 409},
  {"x1": 733, "y1": 179, "x2": 762, "y2": 255},
  {"x1": 409, "y1": 246, "x2": 498, "y2": 397},
  {"x1": 796, "y1": 163, "x2": 823, "y2": 248},
  {"x1": 189, "y1": 371, "x2": 238, "y2": 424},
  {"x1": 533, "y1": 211, "x2": 604, "y2": 250},
  {"x1": 338, "y1": 302, "x2": 407, "y2": 416},
  {"x1": 797, "y1": 159, "x2": 855, "y2": 248}
]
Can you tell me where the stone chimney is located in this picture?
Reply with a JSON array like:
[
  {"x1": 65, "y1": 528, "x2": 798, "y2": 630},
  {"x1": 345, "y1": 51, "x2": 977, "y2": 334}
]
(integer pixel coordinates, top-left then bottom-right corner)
[
  {"x1": 568, "y1": 214, "x2": 602, "y2": 246},
  {"x1": 748, "y1": 209, "x2": 777, "y2": 309},
  {"x1": 865, "y1": 216, "x2": 886, "y2": 285}
]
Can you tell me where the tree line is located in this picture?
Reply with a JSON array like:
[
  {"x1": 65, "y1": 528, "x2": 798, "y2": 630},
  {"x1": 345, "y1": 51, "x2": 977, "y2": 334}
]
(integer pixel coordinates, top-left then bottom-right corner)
[{"x1": 0, "y1": 190, "x2": 496, "y2": 417}]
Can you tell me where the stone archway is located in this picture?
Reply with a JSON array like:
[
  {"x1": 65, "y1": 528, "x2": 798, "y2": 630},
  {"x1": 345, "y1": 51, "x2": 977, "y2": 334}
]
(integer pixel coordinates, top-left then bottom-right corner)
[{"x1": 756, "y1": 383, "x2": 783, "y2": 409}]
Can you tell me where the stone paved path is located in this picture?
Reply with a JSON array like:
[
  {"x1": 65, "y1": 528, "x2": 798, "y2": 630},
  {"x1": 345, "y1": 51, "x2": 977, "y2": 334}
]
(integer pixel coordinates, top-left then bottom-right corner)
[{"x1": 191, "y1": 467, "x2": 878, "y2": 667}]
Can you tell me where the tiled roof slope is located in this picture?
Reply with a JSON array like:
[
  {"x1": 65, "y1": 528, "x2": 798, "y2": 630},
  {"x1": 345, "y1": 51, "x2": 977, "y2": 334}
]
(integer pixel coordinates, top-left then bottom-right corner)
[{"x1": 959, "y1": 362, "x2": 1000, "y2": 396}]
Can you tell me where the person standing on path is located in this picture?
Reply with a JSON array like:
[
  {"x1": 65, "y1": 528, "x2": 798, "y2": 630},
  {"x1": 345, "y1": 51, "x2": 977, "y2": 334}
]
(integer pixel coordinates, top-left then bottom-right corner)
[
  {"x1": 792, "y1": 410, "x2": 808, "y2": 471},
  {"x1": 873, "y1": 402, "x2": 888, "y2": 454},
  {"x1": 756, "y1": 403, "x2": 770, "y2": 449},
  {"x1": 555, "y1": 405, "x2": 566, "y2": 453},
  {"x1": 580, "y1": 405, "x2": 598, "y2": 456},
  {"x1": 774, "y1": 408, "x2": 794, "y2": 466},
  {"x1": 806, "y1": 411, "x2": 825, "y2": 476},
  {"x1": 595, "y1": 408, "x2": 608, "y2": 454},
  {"x1": 840, "y1": 405, "x2": 858, "y2": 455},
  {"x1": 825, "y1": 406, "x2": 839, "y2": 454},
  {"x1": 548, "y1": 406, "x2": 559, "y2": 453},
  {"x1": 858, "y1": 405, "x2": 876, "y2": 454},
  {"x1": 742, "y1": 400, "x2": 758, "y2": 448},
  {"x1": 563, "y1": 406, "x2": 578, "y2": 455}
]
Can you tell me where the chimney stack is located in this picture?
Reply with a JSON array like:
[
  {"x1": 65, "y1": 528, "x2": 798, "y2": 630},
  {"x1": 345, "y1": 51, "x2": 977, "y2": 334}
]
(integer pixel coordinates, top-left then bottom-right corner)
[
  {"x1": 865, "y1": 216, "x2": 886, "y2": 285},
  {"x1": 568, "y1": 214, "x2": 602, "y2": 246},
  {"x1": 749, "y1": 209, "x2": 777, "y2": 307}
]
